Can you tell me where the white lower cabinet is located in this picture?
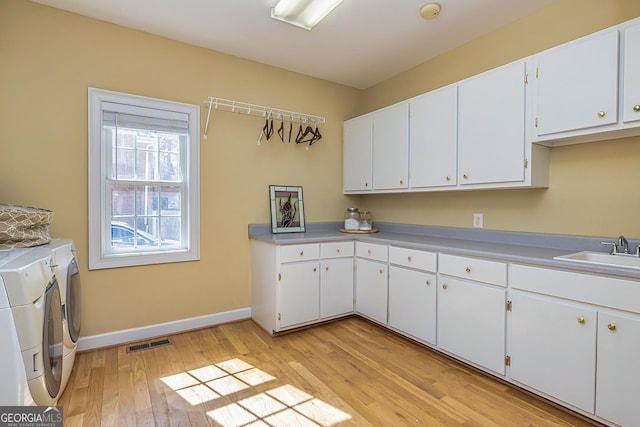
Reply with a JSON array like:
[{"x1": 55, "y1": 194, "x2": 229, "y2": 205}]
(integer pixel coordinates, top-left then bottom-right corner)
[
  {"x1": 250, "y1": 240, "x2": 353, "y2": 334},
  {"x1": 388, "y1": 246, "x2": 437, "y2": 345},
  {"x1": 355, "y1": 242, "x2": 388, "y2": 325},
  {"x1": 355, "y1": 258, "x2": 388, "y2": 325},
  {"x1": 510, "y1": 263, "x2": 640, "y2": 425},
  {"x1": 320, "y1": 241, "x2": 354, "y2": 319},
  {"x1": 389, "y1": 266, "x2": 436, "y2": 345},
  {"x1": 509, "y1": 291, "x2": 597, "y2": 413},
  {"x1": 437, "y1": 254, "x2": 508, "y2": 375},
  {"x1": 596, "y1": 311, "x2": 640, "y2": 426},
  {"x1": 278, "y1": 261, "x2": 320, "y2": 329},
  {"x1": 437, "y1": 277, "x2": 507, "y2": 374}
]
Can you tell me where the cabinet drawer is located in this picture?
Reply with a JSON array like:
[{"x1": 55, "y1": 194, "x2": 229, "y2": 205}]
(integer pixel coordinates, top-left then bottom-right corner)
[
  {"x1": 439, "y1": 254, "x2": 506, "y2": 286},
  {"x1": 280, "y1": 244, "x2": 320, "y2": 263},
  {"x1": 321, "y1": 241, "x2": 354, "y2": 259},
  {"x1": 355, "y1": 242, "x2": 388, "y2": 262},
  {"x1": 511, "y1": 264, "x2": 640, "y2": 314},
  {"x1": 389, "y1": 246, "x2": 436, "y2": 272}
]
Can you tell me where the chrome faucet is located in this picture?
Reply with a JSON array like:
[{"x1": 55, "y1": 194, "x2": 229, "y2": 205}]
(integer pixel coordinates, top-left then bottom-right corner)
[{"x1": 618, "y1": 235, "x2": 630, "y2": 254}]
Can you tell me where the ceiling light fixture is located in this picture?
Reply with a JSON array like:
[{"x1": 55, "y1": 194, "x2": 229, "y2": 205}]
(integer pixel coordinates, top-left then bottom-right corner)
[
  {"x1": 420, "y1": 3, "x2": 441, "y2": 20},
  {"x1": 271, "y1": 0, "x2": 344, "y2": 30}
]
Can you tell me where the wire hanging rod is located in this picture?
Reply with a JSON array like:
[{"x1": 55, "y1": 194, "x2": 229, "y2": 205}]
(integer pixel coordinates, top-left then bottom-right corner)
[{"x1": 202, "y1": 96, "x2": 325, "y2": 140}]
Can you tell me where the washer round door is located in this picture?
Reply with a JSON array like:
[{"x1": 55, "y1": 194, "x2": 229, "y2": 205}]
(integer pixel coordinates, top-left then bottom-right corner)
[{"x1": 43, "y1": 278, "x2": 63, "y2": 398}]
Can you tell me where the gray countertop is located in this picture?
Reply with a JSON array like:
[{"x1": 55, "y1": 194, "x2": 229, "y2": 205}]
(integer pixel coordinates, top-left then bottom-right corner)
[{"x1": 248, "y1": 222, "x2": 640, "y2": 280}]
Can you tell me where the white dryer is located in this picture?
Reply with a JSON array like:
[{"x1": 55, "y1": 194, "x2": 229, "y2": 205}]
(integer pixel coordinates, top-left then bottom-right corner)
[
  {"x1": 0, "y1": 245, "x2": 64, "y2": 406},
  {"x1": 50, "y1": 239, "x2": 80, "y2": 398},
  {"x1": 0, "y1": 249, "x2": 35, "y2": 406}
]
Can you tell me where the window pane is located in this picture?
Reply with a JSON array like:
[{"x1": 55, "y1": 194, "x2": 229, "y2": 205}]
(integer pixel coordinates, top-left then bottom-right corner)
[
  {"x1": 160, "y1": 216, "x2": 181, "y2": 243},
  {"x1": 136, "y1": 217, "x2": 159, "y2": 247},
  {"x1": 115, "y1": 147, "x2": 135, "y2": 180},
  {"x1": 136, "y1": 185, "x2": 158, "y2": 216},
  {"x1": 112, "y1": 185, "x2": 135, "y2": 216},
  {"x1": 160, "y1": 152, "x2": 179, "y2": 181},
  {"x1": 161, "y1": 187, "x2": 181, "y2": 213}
]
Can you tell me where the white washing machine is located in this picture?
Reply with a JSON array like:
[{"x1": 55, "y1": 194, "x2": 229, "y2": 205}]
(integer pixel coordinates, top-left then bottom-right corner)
[
  {"x1": 50, "y1": 238, "x2": 80, "y2": 399},
  {"x1": 0, "y1": 245, "x2": 64, "y2": 406},
  {"x1": 0, "y1": 249, "x2": 35, "y2": 406}
]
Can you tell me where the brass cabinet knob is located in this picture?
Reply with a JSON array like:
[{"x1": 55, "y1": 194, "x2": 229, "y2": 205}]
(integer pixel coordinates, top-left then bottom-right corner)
[
  {"x1": 463, "y1": 174, "x2": 469, "y2": 179},
  {"x1": 407, "y1": 256, "x2": 412, "y2": 262},
  {"x1": 442, "y1": 284, "x2": 448, "y2": 289},
  {"x1": 634, "y1": 105, "x2": 640, "y2": 112},
  {"x1": 400, "y1": 179, "x2": 404, "y2": 185},
  {"x1": 325, "y1": 266, "x2": 329, "y2": 271},
  {"x1": 597, "y1": 111, "x2": 606, "y2": 118},
  {"x1": 300, "y1": 251, "x2": 304, "y2": 256},
  {"x1": 336, "y1": 248, "x2": 341, "y2": 253},
  {"x1": 379, "y1": 269, "x2": 384, "y2": 274},
  {"x1": 426, "y1": 280, "x2": 431, "y2": 286},
  {"x1": 368, "y1": 249, "x2": 372, "y2": 255},
  {"x1": 446, "y1": 175, "x2": 451, "y2": 181},
  {"x1": 608, "y1": 323, "x2": 616, "y2": 331},
  {"x1": 577, "y1": 316, "x2": 585, "y2": 324},
  {"x1": 465, "y1": 266, "x2": 471, "y2": 273},
  {"x1": 365, "y1": 182, "x2": 369, "y2": 187},
  {"x1": 313, "y1": 267, "x2": 317, "y2": 272}
]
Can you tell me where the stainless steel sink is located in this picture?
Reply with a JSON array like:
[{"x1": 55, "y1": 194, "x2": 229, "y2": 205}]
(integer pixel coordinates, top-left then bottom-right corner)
[{"x1": 554, "y1": 251, "x2": 640, "y2": 269}]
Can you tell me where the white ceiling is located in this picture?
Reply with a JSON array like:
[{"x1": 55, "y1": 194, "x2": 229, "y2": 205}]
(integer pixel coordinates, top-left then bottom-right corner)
[{"x1": 31, "y1": 0, "x2": 557, "y2": 89}]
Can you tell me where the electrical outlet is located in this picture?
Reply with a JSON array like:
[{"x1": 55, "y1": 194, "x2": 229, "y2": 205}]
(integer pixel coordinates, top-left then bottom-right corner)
[{"x1": 473, "y1": 213, "x2": 483, "y2": 228}]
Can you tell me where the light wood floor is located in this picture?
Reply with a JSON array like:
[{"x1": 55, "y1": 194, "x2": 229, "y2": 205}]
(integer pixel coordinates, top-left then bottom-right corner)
[{"x1": 59, "y1": 317, "x2": 600, "y2": 426}]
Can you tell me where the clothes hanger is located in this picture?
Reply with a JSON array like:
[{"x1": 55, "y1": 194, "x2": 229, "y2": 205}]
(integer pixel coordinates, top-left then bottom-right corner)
[
  {"x1": 263, "y1": 111, "x2": 274, "y2": 141},
  {"x1": 288, "y1": 114, "x2": 293, "y2": 143},
  {"x1": 277, "y1": 116, "x2": 284, "y2": 142}
]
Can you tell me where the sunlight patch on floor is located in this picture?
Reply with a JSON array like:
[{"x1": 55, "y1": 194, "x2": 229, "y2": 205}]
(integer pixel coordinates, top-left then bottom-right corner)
[{"x1": 160, "y1": 358, "x2": 352, "y2": 426}]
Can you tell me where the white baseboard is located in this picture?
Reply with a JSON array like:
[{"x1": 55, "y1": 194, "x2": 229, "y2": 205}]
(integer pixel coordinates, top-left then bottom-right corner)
[{"x1": 77, "y1": 307, "x2": 252, "y2": 351}]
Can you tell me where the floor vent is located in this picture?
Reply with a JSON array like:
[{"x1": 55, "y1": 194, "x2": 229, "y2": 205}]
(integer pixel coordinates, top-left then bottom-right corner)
[{"x1": 126, "y1": 338, "x2": 173, "y2": 353}]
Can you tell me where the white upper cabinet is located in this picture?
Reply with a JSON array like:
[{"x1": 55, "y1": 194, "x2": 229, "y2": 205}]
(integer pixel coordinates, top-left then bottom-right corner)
[
  {"x1": 372, "y1": 103, "x2": 409, "y2": 190},
  {"x1": 343, "y1": 102, "x2": 409, "y2": 193},
  {"x1": 534, "y1": 29, "x2": 619, "y2": 139},
  {"x1": 458, "y1": 60, "x2": 527, "y2": 186},
  {"x1": 623, "y1": 23, "x2": 640, "y2": 124},
  {"x1": 343, "y1": 115, "x2": 373, "y2": 192},
  {"x1": 409, "y1": 85, "x2": 458, "y2": 188}
]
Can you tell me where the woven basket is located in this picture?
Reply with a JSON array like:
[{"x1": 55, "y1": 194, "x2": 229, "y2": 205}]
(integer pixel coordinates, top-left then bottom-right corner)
[{"x1": 0, "y1": 204, "x2": 54, "y2": 249}]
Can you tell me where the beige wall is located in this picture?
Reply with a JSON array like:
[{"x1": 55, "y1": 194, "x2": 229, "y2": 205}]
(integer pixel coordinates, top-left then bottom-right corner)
[
  {"x1": 0, "y1": 0, "x2": 360, "y2": 336},
  {"x1": 2, "y1": 0, "x2": 639, "y2": 338},
  {"x1": 355, "y1": 0, "x2": 640, "y2": 238}
]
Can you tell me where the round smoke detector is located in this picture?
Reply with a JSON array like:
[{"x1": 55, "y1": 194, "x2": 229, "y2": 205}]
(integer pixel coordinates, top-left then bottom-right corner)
[{"x1": 420, "y1": 3, "x2": 441, "y2": 19}]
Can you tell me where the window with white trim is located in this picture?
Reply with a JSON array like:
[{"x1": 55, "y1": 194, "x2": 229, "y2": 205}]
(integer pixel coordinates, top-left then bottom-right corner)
[{"x1": 88, "y1": 88, "x2": 200, "y2": 269}]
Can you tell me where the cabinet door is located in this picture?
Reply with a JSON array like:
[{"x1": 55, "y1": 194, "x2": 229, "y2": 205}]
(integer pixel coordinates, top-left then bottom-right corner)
[
  {"x1": 596, "y1": 311, "x2": 640, "y2": 426},
  {"x1": 623, "y1": 25, "x2": 640, "y2": 124},
  {"x1": 388, "y1": 266, "x2": 436, "y2": 345},
  {"x1": 535, "y1": 29, "x2": 619, "y2": 136},
  {"x1": 343, "y1": 115, "x2": 372, "y2": 192},
  {"x1": 355, "y1": 258, "x2": 388, "y2": 324},
  {"x1": 409, "y1": 86, "x2": 457, "y2": 188},
  {"x1": 458, "y1": 60, "x2": 526, "y2": 185},
  {"x1": 372, "y1": 103, "x2": 409, "y2": 190},
  {"x1": 437, "y1": 277, "x2": 506, "y2": 374},
  {"x1": 510, "y1": 292, "x2": 596, "y2": 413},
  {"x1": 320, "y1": 258, "x2": 354, "y2": 319},
  {"x1": 278, "y1": 262, "x2": 319, "y2": 329}
]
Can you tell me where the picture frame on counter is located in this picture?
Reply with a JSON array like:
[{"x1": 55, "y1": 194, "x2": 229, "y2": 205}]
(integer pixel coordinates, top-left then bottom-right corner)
[{"x1": 269, "y1": 185, "x2": 305, "y2": 233}]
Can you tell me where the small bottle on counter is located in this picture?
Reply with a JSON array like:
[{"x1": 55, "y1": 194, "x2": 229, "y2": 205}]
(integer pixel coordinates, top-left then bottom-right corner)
[
  {"x1": 344, "y1": 207, "x2": 360, "y2": 230},
  {"x1": 359, "y1": 211, "x2": 372, "y2": 231}
]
